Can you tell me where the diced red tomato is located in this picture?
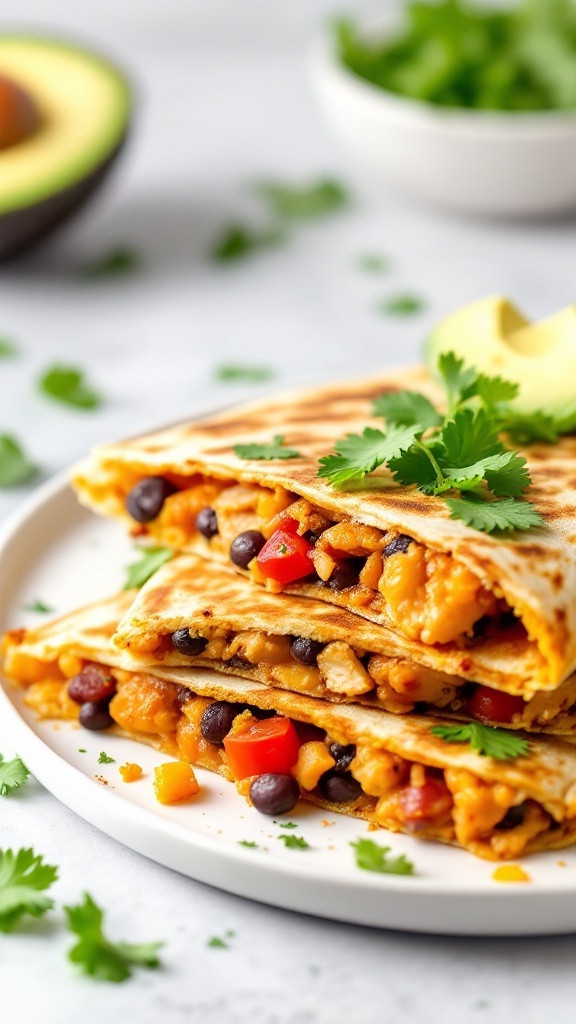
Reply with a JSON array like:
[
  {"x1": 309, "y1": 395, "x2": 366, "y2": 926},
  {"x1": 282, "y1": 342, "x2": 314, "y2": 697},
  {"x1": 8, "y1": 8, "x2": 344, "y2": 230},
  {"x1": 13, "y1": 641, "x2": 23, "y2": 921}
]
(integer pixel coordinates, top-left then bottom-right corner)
[
  {"x1": 223, "y1": 716, "x2": 301, "y2": 780},
  {"x1": 465, "y1": 685, "x2": 525, "y2": 725},
  {"x1": 256, "y1": 524, "x2": 314, "y2": 585},
  {"x1": 399, "y1": 777, "x2": 453, "y2": 831}
]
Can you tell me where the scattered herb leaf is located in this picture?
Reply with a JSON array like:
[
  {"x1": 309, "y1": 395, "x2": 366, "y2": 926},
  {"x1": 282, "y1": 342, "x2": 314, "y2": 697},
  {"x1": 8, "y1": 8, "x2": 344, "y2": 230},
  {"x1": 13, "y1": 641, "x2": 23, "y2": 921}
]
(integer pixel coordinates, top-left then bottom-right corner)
[
  {"x1": 234, "y1": 434, "x2": 302, "y2": 460},
  {"x1": 98, "y1": 752, "x2": 115, "y2": 765},
  {"x1": 0, "y1": 435, "x2": 37, "y2": 488},
  {"x1": 64, "y1": 893, "x2": 162, "y2": 982},
  {"x1": 123, "y1": 547, "x2": 174, "y2": 590},
  {"x1": 431, "y1": 722, "x2": 529, "y2": 760},
  {"x1": 39, "y1": 365, "x2": 102, "y2": 410},
  {"x1": 0, "y1": 337, "x2": 18, "y2": 358},
  {"x1": 238, "y1": 840, "x2": 258, "y2": 849},
  {"x1": 24, "y1": 599, "x2": 53, "y2": 613},
  {"x1": 207, "y1": 935, "x2": 229, "y2": 948},
  {"x1": 256, "y1": 178, "x2": 348, "y2": 219},
  {"x1": 378, "y1": 294, "x2": 425, "y2": 316},
  {"x1": 211, "y1": 223, "x2": 284, "y2": 262},
  {"x1": 276, "y1": 821, "x2": 298, "y2": 829},
  {"x1": 214, "y1": 364, "x2": 275, "y2": 383},
  {"x1": 78, "y1": 749, "x2": 87, "y2": 754},
  {"x1": 0, "y1": 755, "x2": 30, "y2": 797},
  {"x1": 277, "y1": 834, "x2": 310, "y2": 850},
  {"x1": 0, "y1": 848, "x2": 58, "y2": 932},
  {"x1": 82, "y1": 247, "x2": 140, "y2": 278},
  {"x1": 357, "y1": 253, "x2": 390, "y2": 273},
  {"x1": 351, "y1": 838, "x2": 415, "y2": 875}
]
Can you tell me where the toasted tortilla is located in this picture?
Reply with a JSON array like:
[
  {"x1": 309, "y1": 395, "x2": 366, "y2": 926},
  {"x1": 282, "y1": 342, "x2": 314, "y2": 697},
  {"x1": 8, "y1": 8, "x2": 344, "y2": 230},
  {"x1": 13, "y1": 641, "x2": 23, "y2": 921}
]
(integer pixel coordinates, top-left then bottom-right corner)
[
  {"x1": 112, "y1": 553, "x2": 576, "y2": 734},
  {"x1": 5, "y1": 595, "x2": 576, "y2": 860},
  {"x1": 71, "y1": 367, "x2": 576, "y2": 692}
]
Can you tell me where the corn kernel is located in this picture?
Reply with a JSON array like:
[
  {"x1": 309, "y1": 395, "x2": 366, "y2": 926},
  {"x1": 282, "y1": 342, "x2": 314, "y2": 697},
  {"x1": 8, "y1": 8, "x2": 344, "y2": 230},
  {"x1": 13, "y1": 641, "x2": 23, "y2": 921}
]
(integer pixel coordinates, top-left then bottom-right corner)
[
  {"x1": 292, "y1": 741, "x2": 335, "y2": 791},
  {"x1": 119, "y1": 763, "x2": 143, "y2": 783}
]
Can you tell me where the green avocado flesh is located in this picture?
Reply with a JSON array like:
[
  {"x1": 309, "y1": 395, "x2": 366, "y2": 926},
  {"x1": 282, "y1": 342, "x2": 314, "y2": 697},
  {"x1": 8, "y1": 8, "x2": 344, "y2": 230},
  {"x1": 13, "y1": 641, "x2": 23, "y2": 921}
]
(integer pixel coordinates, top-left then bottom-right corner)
[
  {"x1": 426, "y1": 296, "x2": 576, "y2": 417},
  {"x1": 0, "y1": 36, "x2": 130, "y2": 216}
]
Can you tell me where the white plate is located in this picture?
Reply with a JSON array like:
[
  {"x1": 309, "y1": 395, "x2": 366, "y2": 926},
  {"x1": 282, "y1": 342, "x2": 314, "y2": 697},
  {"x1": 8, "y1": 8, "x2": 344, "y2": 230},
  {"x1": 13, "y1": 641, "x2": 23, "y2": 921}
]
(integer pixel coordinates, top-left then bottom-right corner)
[{"x1": 2, "y1": 473, "x2": 576, "y2": 936}]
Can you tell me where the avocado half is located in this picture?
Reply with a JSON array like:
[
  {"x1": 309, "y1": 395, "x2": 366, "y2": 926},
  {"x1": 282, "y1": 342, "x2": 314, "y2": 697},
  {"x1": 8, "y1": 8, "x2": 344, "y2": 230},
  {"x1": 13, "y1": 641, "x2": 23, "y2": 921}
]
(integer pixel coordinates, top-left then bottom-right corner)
[{"x1": 0, "y1": 35, "x2": 131, "y2": 259}]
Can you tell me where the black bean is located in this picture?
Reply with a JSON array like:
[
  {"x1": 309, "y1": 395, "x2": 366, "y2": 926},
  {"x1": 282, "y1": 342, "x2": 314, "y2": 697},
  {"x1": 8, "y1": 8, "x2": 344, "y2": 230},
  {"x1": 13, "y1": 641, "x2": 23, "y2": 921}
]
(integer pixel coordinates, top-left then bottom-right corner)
[
  {"x1": 68, "y1": 665, "x2": 116, "y2": 704},
  {"x1": 225, "y1": 655, "x2": 250, "y2": 671},
  {"x1": 171, "y1": 628, "x2": 208, "y2": 657},
  {"x1": 324, "y1": 559, "x2": 362, "y2": 592},
  {"x1": 328, "y1": 742, "x2": 356, "y2": 771},
  {"x1": 319, "y1": 769, "x2": 362, "y2": 803},
  {"x1": 125, "y1": 476, "x2": 177, "y2": 523},
  {"x1": 249, "y1": 774, "x2": 300, "y2": 815},
  {"x1": 200, "y1": 701, "x2": 239, "y2": 744},
  {"x1": 383, "y1": 534, "x2": 413, "y2": 558},
  {"x1": 229, "y1": 530, "x2": 266, "y2": 568},
  {"x1": 176, "y1": 686, "x2": 192, "y2": 709},
  {"x1": 290, "y1": 636, "x2": 325, "y2": 666},
  {"x1": 196, "y1": 506, "x2": 219, "y2": 539},
  {"x1": 495, "y1": 803, "x2": 527, "y2": 831},
  {"x1": 79, "y1": 701, "x2": 113, "y2": 731}
]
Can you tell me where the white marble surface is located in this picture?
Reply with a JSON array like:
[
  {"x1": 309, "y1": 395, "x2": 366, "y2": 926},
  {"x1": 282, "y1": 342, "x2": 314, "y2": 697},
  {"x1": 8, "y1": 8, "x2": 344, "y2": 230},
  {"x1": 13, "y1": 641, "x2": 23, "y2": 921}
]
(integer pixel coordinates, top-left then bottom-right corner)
[{"x1": 3, "y1": 1, "x2": 576, "y2": 1020}]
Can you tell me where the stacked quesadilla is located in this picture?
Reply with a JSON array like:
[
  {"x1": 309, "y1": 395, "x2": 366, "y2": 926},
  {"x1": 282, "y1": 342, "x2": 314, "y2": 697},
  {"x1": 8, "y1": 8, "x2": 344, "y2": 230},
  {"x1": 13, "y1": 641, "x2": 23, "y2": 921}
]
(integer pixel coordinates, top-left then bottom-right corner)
[{"x1": 5, "y1": 362, "x2": 576, "y2": 861}]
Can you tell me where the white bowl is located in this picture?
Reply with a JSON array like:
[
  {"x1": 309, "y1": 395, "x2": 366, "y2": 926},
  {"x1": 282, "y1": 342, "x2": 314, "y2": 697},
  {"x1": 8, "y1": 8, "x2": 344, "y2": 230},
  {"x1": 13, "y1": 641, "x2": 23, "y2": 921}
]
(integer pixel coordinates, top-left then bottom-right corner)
[{"x1": 311, "y1": 31, "x2": 576, "y2": 218}]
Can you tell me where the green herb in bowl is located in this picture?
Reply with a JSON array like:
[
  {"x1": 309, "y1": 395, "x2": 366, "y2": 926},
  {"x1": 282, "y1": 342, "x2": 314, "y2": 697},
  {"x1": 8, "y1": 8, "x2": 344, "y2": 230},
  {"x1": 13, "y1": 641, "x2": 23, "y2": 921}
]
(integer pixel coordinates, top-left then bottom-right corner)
[{"x1": 336, "y1": 0, "x2": 576, "y2": 111}]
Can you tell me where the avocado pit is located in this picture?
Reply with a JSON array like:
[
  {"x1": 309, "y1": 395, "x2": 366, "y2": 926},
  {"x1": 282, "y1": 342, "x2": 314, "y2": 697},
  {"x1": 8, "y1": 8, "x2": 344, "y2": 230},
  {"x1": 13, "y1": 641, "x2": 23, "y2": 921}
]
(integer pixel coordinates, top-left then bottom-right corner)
[{"x1": 0, "y1": 72, "x2": 40, "y2": 149}]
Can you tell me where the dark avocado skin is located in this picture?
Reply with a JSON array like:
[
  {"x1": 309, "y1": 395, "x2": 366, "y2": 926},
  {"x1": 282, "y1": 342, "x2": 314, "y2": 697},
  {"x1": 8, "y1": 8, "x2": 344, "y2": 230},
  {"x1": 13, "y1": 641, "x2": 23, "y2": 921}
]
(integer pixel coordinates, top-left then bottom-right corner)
[{"x1": 0, "y1": 134, "x2": 128, "y2": 260}]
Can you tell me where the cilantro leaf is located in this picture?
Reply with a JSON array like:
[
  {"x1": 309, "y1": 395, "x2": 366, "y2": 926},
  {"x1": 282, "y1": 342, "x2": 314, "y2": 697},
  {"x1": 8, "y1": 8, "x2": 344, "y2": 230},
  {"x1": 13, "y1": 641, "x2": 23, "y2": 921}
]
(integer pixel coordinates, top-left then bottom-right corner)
[
  {"x1": 357, "y1": 253, "x2": 390, "y2": 273},
  {"x1": 207, "y1": 935, "x2": 230, "y2": 948},
  {"x1": 0, "y1": 755, "x2": 30, "y2": 797},
  {"x1": 39, "y1": 365, "x2": 102, "y2": 410},
  {"x1": 24, "y1": 599, "x2": 52, "y2": 613},
  {"x1": 0, "y1": 435, "x2": 38, "y2": 488},
  {"x1": 211, "y1": 223, "x2": 284, "y2": 262},
  {"x1": 277, "y1": 834, "x2": 310, "y2": 850},
  {"x1": 481, "y1": 451, "x2": 531, "y2": 498},
  {"x1": 472, "y1": 373, "x2": 519, "y2": 405},
  {"x1": 234, "y1": 435, "x2": 301, "y2": 460},
  {"x1": 445, "y1": 495, "x2": 545, "y2": 533},
  {"x1": 318, "y1": 424, "x2": 420, "y2": 486},
  {"x1": 65, "y1": 893, "x2": 162, "y2": 983},
  {"x1": 388, "y1": 442, "x2": 440, "y2": 491},
  {"x1": 238, "y1": 840, "x2": 258, "y2": 849},
  {"x1": 123, "y1": 546, "x2": 174, "y2": 590},
  {"x1": 82, "y1": 247, "x2": 140, "y2": 278},
  {"x1": 437, "y1": 352, "x2": 477, "y2": 414},
  {"x1": 276, "y1": 821, "x2": 298, "y2": 829},
  {"x1": 431, "y1": 722, "x2": 529, "y2": 760},
  {"x1": 256, "y1": 178, "x2": 348, "y2": 219},
  {"x1": 377, "y1": 294, "x2": 424, "y2": 316},
  {"x1": 0, "y1": 337, "x2": 18, "y2": 358},
  {"x1": 499, "y1": 409, "x2": 561, "y2": 444},
  {"x1": 373, "y1": 390, "x2": 442, "y2": 430},
  {"x1": 0, "y1": 848, "x2": 58, "y2": 932},
  {"x1": 350, "y1": 838, "x2": 415, "y2": 875},
  {"x1": 98, "y1": 752, "x2": 115, "y2": 765},
  {"x1": 440, "y1": 408, "x2": 504, "y2": 467},
  {"x1": 214, "y1": 364, "x2": 274, "y2": 383}
]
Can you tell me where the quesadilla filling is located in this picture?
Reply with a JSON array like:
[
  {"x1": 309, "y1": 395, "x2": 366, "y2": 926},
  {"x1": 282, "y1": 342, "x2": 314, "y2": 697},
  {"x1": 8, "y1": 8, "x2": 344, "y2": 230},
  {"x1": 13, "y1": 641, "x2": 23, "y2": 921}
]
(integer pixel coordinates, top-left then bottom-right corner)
[
  {"x1": 123, "y1": 623, "x2": 576, "y2": 733},
  {"x1": 120, "y1": 473, "x2": 514, "y2": 650},
  {"x1": 7, "y1": 654, "x2": 576, "y2": 860}
]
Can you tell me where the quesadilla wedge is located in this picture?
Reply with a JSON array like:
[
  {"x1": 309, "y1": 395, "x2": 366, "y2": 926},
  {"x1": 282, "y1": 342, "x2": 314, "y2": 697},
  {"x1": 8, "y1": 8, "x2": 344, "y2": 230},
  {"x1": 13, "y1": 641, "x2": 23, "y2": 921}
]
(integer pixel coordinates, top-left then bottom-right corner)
[
  {"x1": 71, "y1": 367, "x2": 576, "y2": 693},
  {"x1": 113, "y1": 553, "x2": 576, "y2": 735},
  {"x1": 5, "y1": 596, "x2": 576, "y2": 861}
]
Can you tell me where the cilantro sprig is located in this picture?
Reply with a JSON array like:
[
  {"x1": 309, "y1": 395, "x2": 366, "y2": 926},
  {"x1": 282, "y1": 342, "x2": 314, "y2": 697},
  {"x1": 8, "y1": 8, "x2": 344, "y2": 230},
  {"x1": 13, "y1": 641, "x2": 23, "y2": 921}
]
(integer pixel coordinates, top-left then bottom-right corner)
[
  {"x1": 39, "y1": 365, "x2": 102, "y2": 410},
  {"x1": 65, "y1": 893, "x2": 162, "y2": 982},
  {"x1": 0, "y1": 435, "x2": 38, "y2": 488},
  {"x1": 277, "y1": 834, "x2": 310, "y2": 850},
  {"x1": 351, "y1": 838, "x2": 415, "y2": 875},
  {"x1": 431, "y1": 722, "x2": 529, "y2": 760},
  {"x1": 234, "y1": 434, "x2": 302, "y2": 460},
  {"x1": 0, "y1": 755, "x2": 30, "y2": 797},
  {"x1": 123, "y1": 546, "x2": 174, "y2": 590},
  {"x1": 318, "y1": 352, "x2": 554, "y2": 534},
  {"x1": 0, "y1": 848, "x2": 58, "y2": 932}
]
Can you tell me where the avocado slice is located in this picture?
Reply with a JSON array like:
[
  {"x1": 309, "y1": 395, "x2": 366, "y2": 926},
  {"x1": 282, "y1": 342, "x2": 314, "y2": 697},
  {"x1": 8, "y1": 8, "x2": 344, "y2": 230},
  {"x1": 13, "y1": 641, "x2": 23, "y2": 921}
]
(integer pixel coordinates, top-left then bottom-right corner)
[
  {"x1": 0, "y1": 35, "x2": 131, "y2": 259},
  {"x1": 426, "y1": 296, "x2": 576, "y2": 416}
]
